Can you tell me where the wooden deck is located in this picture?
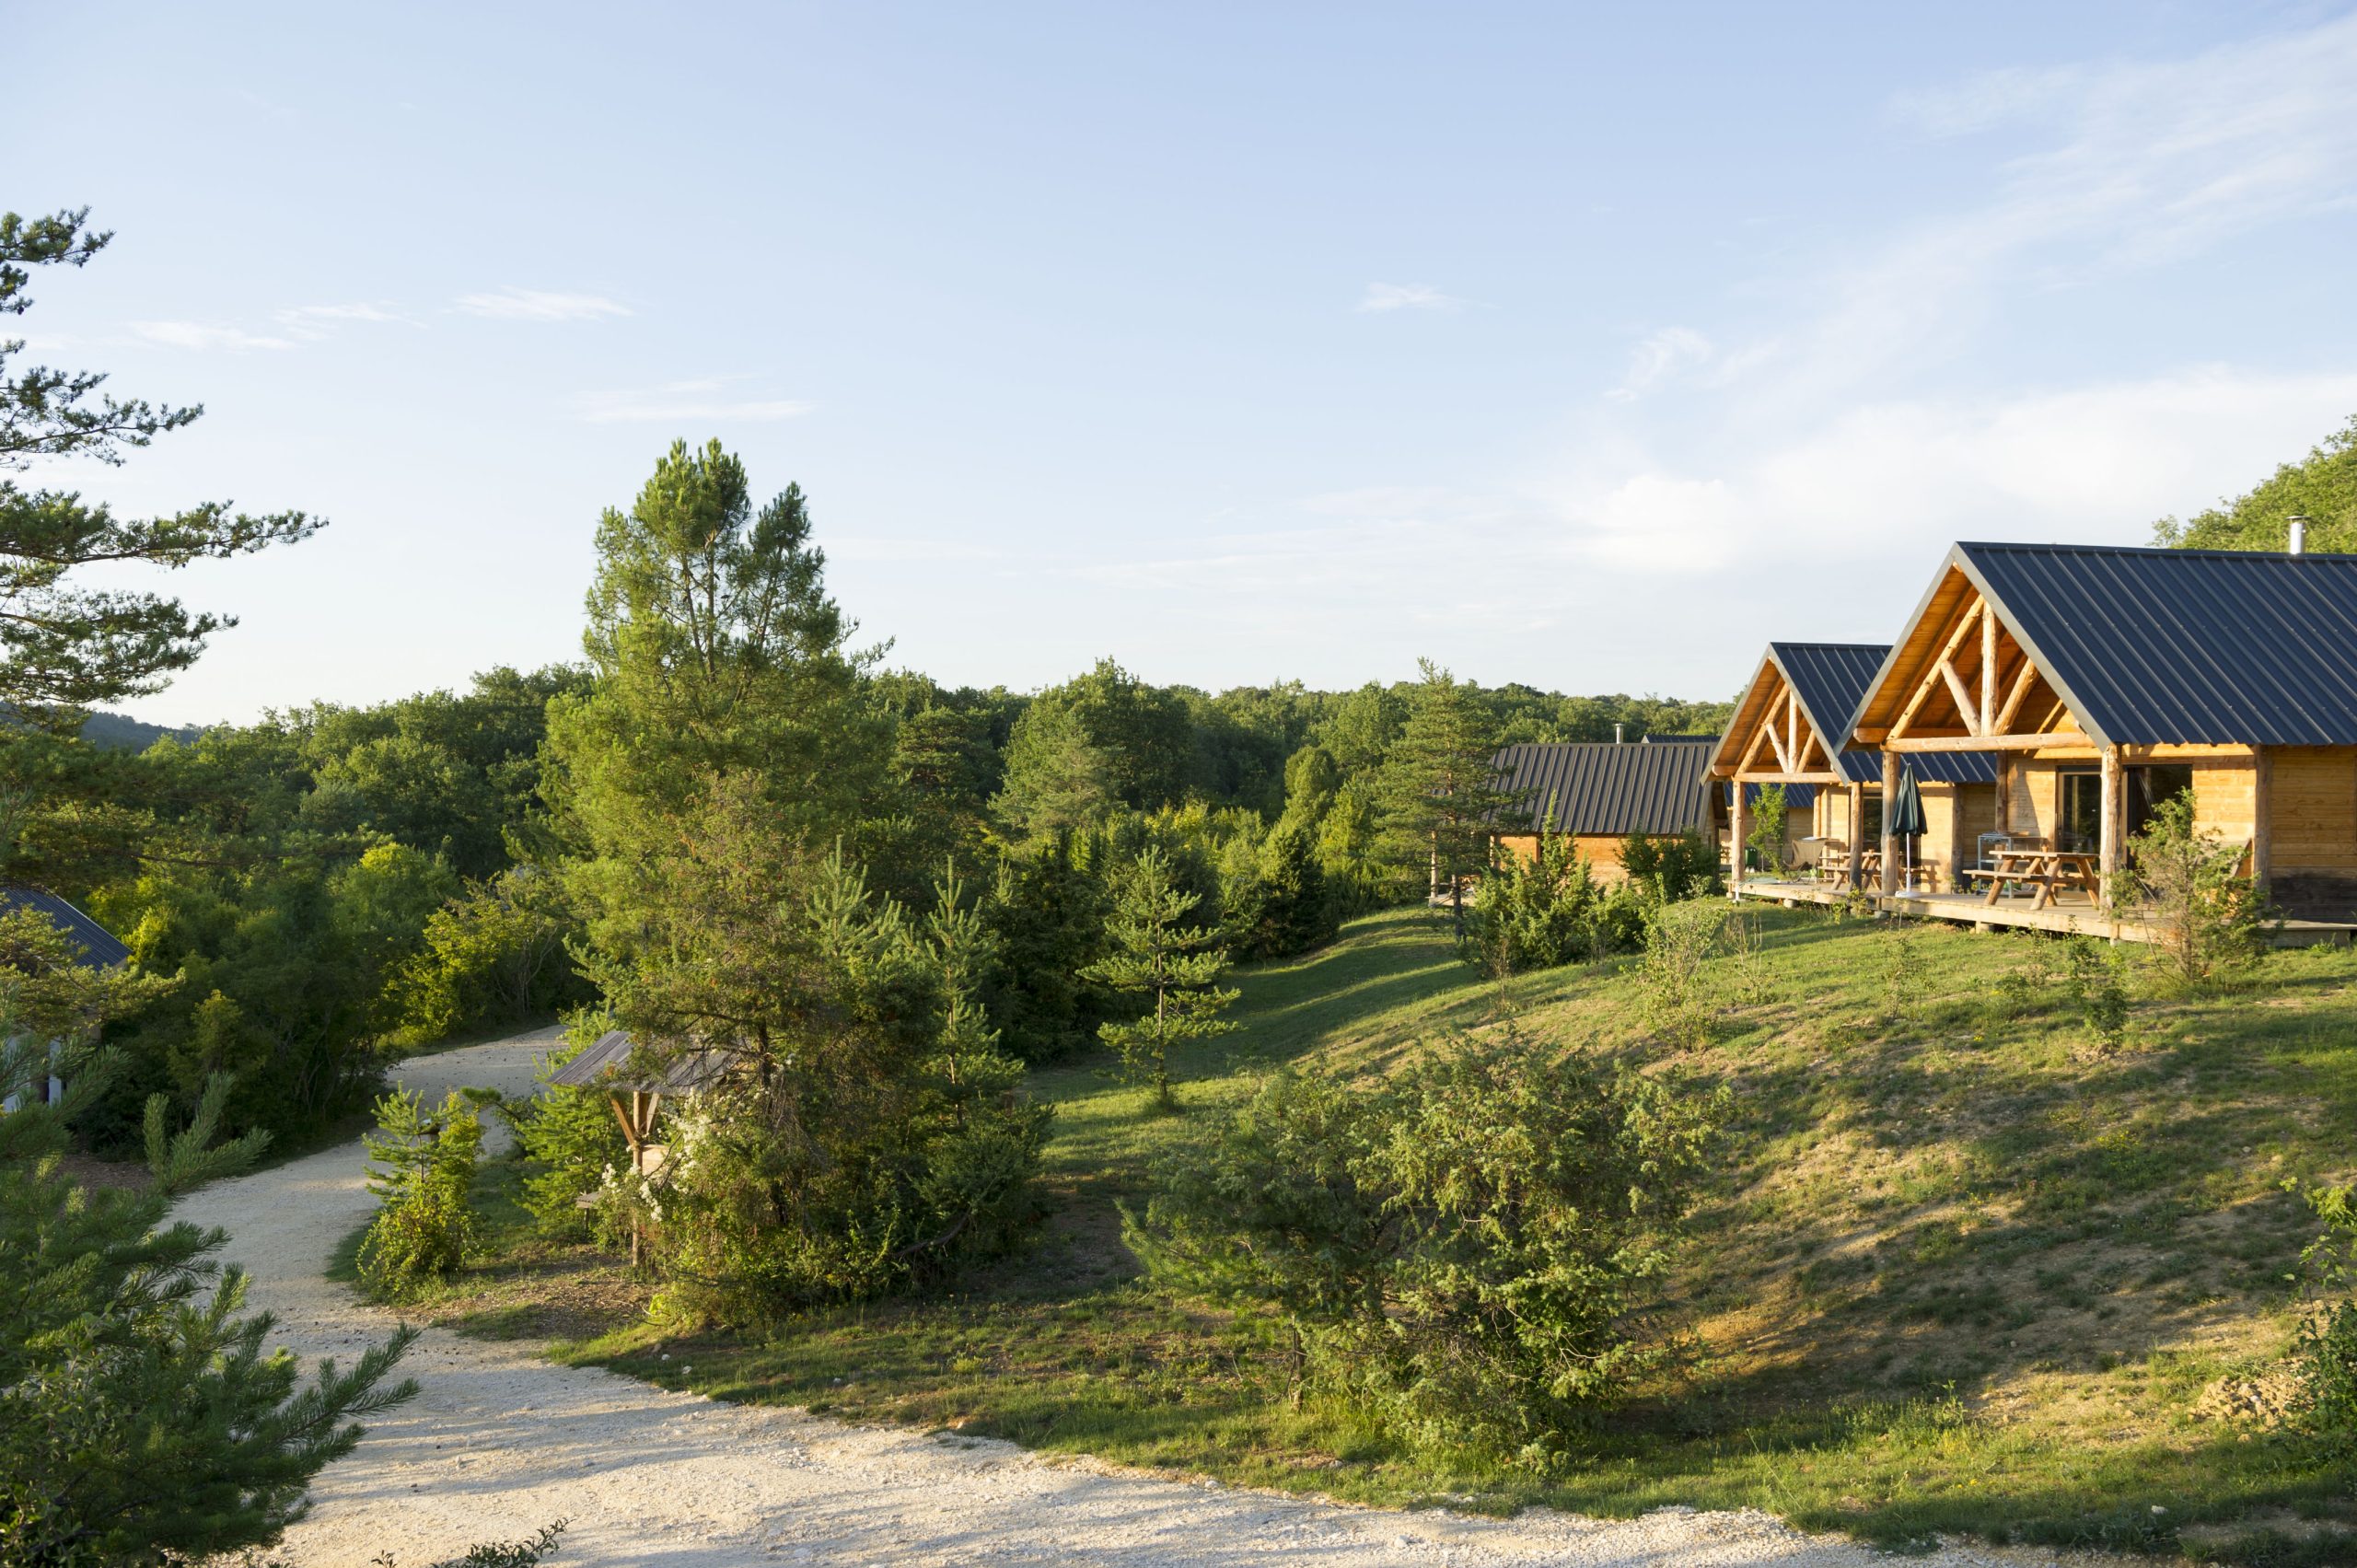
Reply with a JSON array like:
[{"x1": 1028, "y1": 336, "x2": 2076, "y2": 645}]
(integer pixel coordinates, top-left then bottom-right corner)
[{"x1": 1730, "y1": 877, "x2": 2357, "y2": 947}]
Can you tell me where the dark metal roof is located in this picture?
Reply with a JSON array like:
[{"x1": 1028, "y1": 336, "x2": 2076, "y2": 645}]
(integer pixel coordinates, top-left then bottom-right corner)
[
  {"x1": 1772, "y1": 641, "x2": 1999, "y2": 786},
  {"x1": 1726, "y1": 643, "x2": 1999, "y2": 787},
  {"x1": 549, "y1": 1029, "x2": 728, "y2": 1094},
  {"x1": 0, "y1": 886, "x2": 129, "y2": 969},
  {"x1": 1490, "y1": 740, "x2": 1714, "y2": 835},
  {"x1": 1946, "y1": 541, "x2": 2357, "y2": 747}
]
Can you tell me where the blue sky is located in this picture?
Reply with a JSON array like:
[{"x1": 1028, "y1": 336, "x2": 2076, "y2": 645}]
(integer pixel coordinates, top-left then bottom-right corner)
[{"x1": 20, "y1": 2, "x2": 2357, "y2": 723}]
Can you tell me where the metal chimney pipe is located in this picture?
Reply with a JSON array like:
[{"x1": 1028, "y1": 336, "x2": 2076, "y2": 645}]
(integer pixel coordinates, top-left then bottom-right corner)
[
  {"x1": 2290, "y1": 515, "x2": 2310, "y2": 556},
  {"x1": 1614, "y1": 722, "x2": 1624, "y2": 745}
]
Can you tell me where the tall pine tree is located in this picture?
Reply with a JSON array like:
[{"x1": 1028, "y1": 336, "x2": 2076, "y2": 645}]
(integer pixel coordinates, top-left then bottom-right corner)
[{"x1": 1375, "y1": 660, "x2": 1520, "y2": 932}]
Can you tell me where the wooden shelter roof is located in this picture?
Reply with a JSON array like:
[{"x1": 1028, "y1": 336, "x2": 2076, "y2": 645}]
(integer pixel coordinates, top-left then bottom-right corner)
[
  {"x1": 1857, "y1": 542, "x2": 2357, "y2": 749},
  {"x1": 549, "y1": 1029, "x2": 729, "y2": 1094},
  {"x1": 0, "y1": 885, "x2": 130, "y2": 970}
]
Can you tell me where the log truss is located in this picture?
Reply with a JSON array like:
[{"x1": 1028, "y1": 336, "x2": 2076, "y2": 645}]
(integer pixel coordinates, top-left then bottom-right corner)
[{"x1": 1856, "y1": 582, "x2": 2088, "y2": 754}]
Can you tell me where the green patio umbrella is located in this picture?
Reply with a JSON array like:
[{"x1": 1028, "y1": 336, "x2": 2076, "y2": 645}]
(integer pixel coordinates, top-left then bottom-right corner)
[{"x1": 1888, "y1": 761, "x2": 1926, "y2": 889}]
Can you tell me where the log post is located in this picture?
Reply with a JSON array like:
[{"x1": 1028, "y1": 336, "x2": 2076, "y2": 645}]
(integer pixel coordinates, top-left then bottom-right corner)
[
  {"x1": 2098, "y1": 745, "x2": 2123, "y2": 907},
  {"x1": 1995, "y1": 754, "x2": 2012, "y2": 837},
  {"x1": 1847, "y1": 782, "x2": 1865, "y2": 890},
  {"x1": 1729, "y1": 780, "x2": 1747, "y2": 899},
  {"x1": 1880, "y1": 750, "x2": 1900, "y2": 897}
]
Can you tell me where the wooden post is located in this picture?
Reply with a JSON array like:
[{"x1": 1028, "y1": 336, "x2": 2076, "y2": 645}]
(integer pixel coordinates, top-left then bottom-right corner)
[
  {"x1": 1880, "y1": 750, "x2": 1900, "y2": 897},
  {"x1": 1847, "y1": 782, "x2": 1865, "y2": 890},
  {"x1": 2252, "y1": 747, "x2": 2273, "y2": 898},
  {"x1": 1995, "y1": 755, "x2": 2011, "y2": 837},
  {"x1": 1980, "y1": 609, "x2": 1997, "y2": 738},
  {"x1": 1729, "y1": 780, "x2": 1747, "y2": 898},
  {"x1": 2098, "y1": 746, "x2": 2123, "y2": 907}
]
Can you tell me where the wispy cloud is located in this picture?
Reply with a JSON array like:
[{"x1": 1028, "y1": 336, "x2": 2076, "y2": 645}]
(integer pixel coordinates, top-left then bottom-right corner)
[
  {"x1": 1353, "y1": 282, "x2": 1461, "y2": 314},
  {"x1": 1735, "y1": 14, "x2": 2357, "y2": 405},
  {"x1": 128, "y1": 320, "x2": 293, "y2": 352},
  {"x1": 1608, "y1": 327, "x2": 1713, "y2": 401},
  {"x1": 577, "y1": 378, "x2": 811, "y2": 424},
  {"x1": 455, "y1": 287, "x2": 632, "y2": 322},
  {"x1": 273, "y1": 301, "x2": 410, "y2": 339}
]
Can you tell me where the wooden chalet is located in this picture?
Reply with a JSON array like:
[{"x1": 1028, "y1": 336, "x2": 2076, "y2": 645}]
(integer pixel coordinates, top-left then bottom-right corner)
[
  {"x1": 1846, "y1": 540, "x2": 2357, "y2": 924},
  {"x1": 1490, "y1": 738, "x2": 1715, "y2": 879},
  {"x1": 1712, "y1": 643, "x2": 1997, "y2": 893}
]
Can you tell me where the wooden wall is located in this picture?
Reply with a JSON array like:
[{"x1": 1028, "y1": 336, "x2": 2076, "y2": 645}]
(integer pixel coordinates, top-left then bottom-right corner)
[
  {"x1": 1494, "y1": 833, "x2": 1642, "y2": 877},
  {"x1": 2269, "y1": 748, "x2": 2357, "y2": 874},
  {"x1": 1911, "y1": 782, "x2": 1998, "y2": 890}
]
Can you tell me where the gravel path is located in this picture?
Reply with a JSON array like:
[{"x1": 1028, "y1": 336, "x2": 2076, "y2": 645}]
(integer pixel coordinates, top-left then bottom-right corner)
[{"x1": 174, "y1": 1028, "x2": 2089, "y2": 1567}]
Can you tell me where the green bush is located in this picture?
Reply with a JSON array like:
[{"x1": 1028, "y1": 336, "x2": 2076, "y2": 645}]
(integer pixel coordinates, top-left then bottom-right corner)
[
  {"x1": 1640, "y1": 899, "x2": 1730, "y2": 1046},
  {"x1": 2296, "y1": 1184, "x2": 2357, "y2": 1455},
  {"x1": 512, "y1": 1016, "x2": 633, "y2": 1243},
  {"x1": 356, "y1": 1089, "x2": 484, "y2": 1301},
  {"x1": 2121, "y1": 791, "x2": 2269, "y2": 989},
  {"x1": 1131, "y1": 1031, "x2": 1724, "y2": 1467},
  {"x1": 1620, "y1": 830, "x2": 1722, "y2": 902},
  {"x1": 1467, "y1": 830, "x2": 1617, "y2": 975}
]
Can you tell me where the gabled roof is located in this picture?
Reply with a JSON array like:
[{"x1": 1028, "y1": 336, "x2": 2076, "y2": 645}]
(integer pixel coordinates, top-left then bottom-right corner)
[
  {"x1": 1720, "y1": 644, "x2": 1997, "y2": 786},
  {"x1": 0, "y1": 886, "x2": 130, "y2": 970},
  {"x1": 1490, "y1": 740, "x2": 1713, "y2": 836},
  {"x1": 1862, "y1": 542, "x2": 2357, "y2": 749},
  {"x1": 549, "y1": 1029, "x2": 728, "y2": 1094}
]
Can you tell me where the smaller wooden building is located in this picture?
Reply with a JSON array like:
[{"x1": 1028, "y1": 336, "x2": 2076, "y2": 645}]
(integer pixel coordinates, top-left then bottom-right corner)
[
  {"x1": 1490, "y1": 738, "x2": 1716, "y2": 879},
  {"x1": 1711, "y1": 644, "x2": 1998, "y2": 891}
]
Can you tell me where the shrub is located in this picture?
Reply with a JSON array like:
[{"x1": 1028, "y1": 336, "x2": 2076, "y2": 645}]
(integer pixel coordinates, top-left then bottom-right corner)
[
  {"x1": 512, "y1": 1016, "x2": 633, "y2": 1243},
  {"x1": 2296, "y1": 1183, "x2": 2357, "y2": 1455},
  {"x1": 1132, "y1": 1033, "x2": 1724, "y2": 1467},
  {"x1": 1466, "y1": 828, "x2": 1609, "y2": 976},
  {"x1": 1620, "y1": 830, "x2": 1721, "y2": 903},
  {"x1": 1640, "y1": 899, "x2": 1729, "y2": 1046},
  {"x1": 2062, "y1": 935, "x2": 2131, "y2": 1050},
  {"x1": 356, "y1": 1088, "x2": 484, "y2": 1301},
  {"x1": 2121, "y1": 792, "x2": 2268, "y2": 988},
  {"x1": 1743, "y1": 784, "x2": 1788, "y2": 873}
]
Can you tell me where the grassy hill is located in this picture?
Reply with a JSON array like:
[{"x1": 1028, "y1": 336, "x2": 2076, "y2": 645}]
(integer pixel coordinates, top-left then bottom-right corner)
[{"x1": 440, "y1": 905, "x2": 2357, "y2": 1562}]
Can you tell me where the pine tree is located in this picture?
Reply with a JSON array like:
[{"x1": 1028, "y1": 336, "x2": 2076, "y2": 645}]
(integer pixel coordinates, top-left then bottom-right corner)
[
  {"x1": 1083, "y1": 847, "x2": 1239, "y2": 1110},
  {"x1": 1375, "y1": 660, "x2": 1520, "y2": 932},
  {"x1": 1, "y1": 1008, "x2": 418, "y2": 1561},
  {"x1": 1, "y1": 209, "x2": 321, "y2": 724}
]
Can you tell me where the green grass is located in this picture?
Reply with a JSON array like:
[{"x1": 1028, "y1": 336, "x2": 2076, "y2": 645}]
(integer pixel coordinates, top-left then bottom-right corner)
[{"x1": 399, "y1": 905, "x2": 2357, "y2": 1558}]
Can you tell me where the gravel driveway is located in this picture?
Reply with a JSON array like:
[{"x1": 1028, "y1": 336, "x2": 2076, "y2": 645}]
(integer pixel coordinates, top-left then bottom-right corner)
[{"x1": 170, "y1": 1028, "x2": 2086, "y2": 1567}]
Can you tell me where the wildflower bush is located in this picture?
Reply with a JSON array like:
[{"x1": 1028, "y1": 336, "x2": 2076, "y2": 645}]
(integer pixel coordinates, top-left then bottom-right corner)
[
  {"x1": 1130, "y1": 1030, "x2": 1724, "y2": 1468},
  {"x1": 356, "y1": 1088, "x2": 486, "y2": 1301}
]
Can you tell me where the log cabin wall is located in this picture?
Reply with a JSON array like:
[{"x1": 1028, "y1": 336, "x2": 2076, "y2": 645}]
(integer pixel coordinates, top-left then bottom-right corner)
[
  {"x1": 2266, "y1": 748, "x2": 2357, "y2": 912},
  {"x1": 2192, "y1": 759, "x2": 2259, "y2": 846},
  {"x1": 1494, "y1": 832, "x2": 1652, "y2": 879}
]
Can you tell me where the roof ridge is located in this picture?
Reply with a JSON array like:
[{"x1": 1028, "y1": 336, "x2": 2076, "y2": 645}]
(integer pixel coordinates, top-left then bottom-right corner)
[{"x1": 1958, "y1": 540, "x2": 2357, "y2": 563}]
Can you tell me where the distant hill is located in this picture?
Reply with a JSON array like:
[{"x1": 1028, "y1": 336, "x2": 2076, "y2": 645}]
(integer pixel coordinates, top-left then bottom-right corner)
[{"x1": 81, "y1": 711, "x2": 203, "y2": 751}]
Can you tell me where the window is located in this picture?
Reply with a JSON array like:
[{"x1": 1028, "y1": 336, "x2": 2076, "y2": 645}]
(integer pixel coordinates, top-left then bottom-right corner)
[
  {"x1": 2127, "y1": 764, "x2": 2194, "y2": 838},
  {"x1": 2053, "y1": 764, "x2": 2194, "y2": 854},
  {"x1": 2058, "y1": 770, "x2": 2101, "y2": 853}
]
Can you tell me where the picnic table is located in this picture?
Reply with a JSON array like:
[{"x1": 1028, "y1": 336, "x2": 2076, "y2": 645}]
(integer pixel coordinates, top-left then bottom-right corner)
[
  {"x1": 1815, "y1": 845, "x2": 1878, "y2": 888},
  {"x1": 1963, "y1": 847, "x2": 2100, "y2": 910}
]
